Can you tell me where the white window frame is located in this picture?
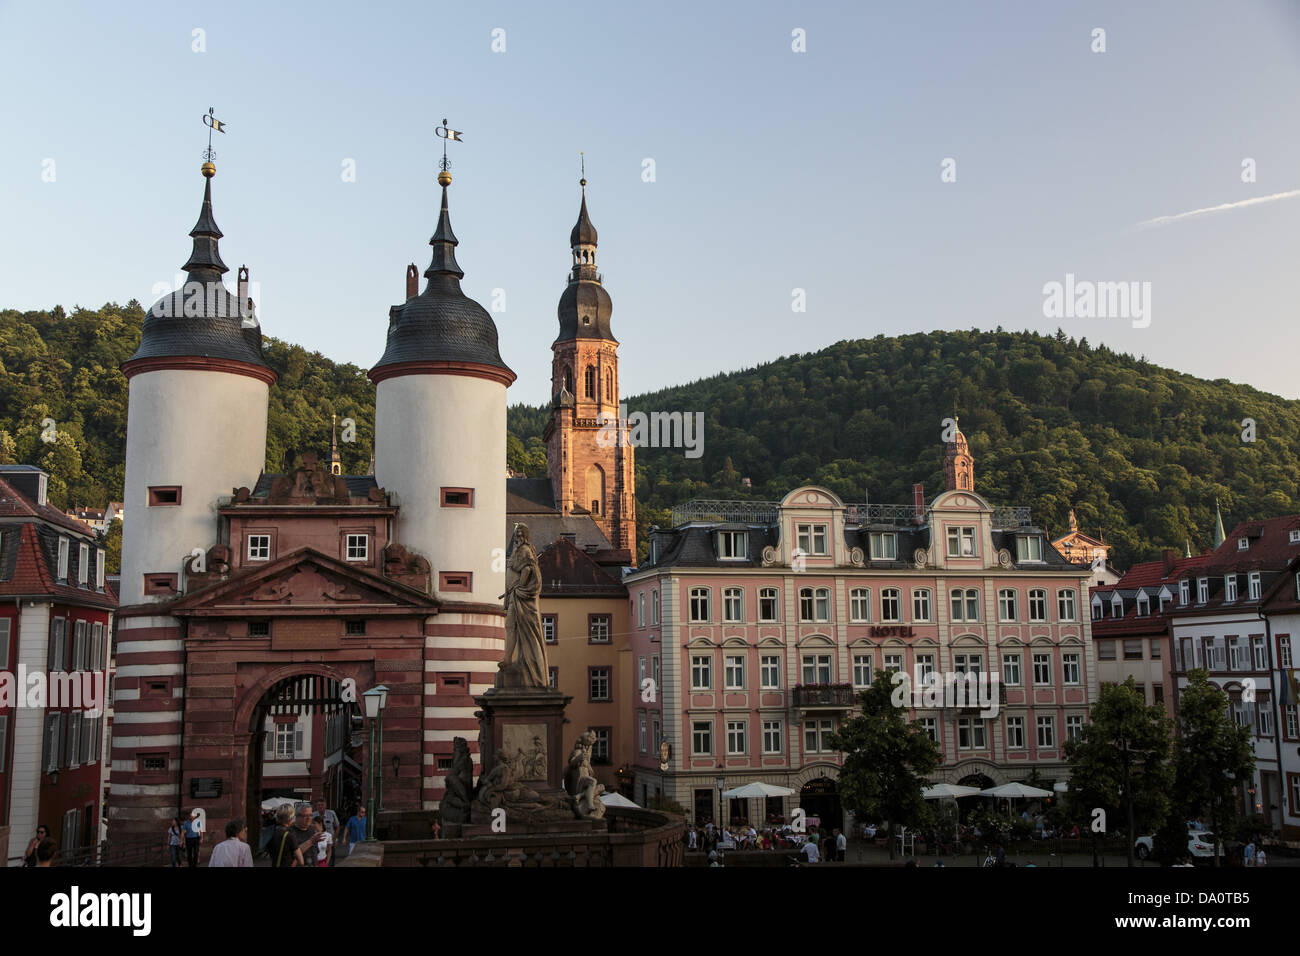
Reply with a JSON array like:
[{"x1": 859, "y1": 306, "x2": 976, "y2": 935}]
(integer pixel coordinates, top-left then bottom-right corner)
[
  {"x1": 690, "y1": 587, "x2": 711, "y2": 622},
  {"x1": 912, "y1": 589, "x2": 931, "y2": 622},
  {"x1": 1063, "y1": 651, "x2": 1081, "y2": 684},
  {"x1": 96, "y1": 549, "x2": 105, "y2": 589},
  {"x1": 692, "y1": 721, "x2": 713, "y2": 756},
  {"x1": 724, "y1": 654, "x2": 745, "y2": 690},
  {"x1": 870, "y1": 532, "x2": 897, "y2": 560},
  {"x1": 247, "y1": 534, "x2": 271, "y2": 561},
  {"x1": 638, "y1": 592, "x2": 645, "y2": 627},
  {"x1": 1248, "y1": 572, "x2": 1262, "y2": 600},
  {"x1": 1032, "y1": 652, "x2": 1051, "y2": 685},
  {"x1": 723, "y1": 587, "x2": 744, "y2": 623},
  {"x1": 1006, "y1": 715, "x2": 1025, "y2": 749},
  {"x1": 1028, "y1": 589, "x2": 1047, "y2": 622},
  {"x1": 1197, "y1": 578, "x2": 1209, "y2": 603},
  {"x1": 762, "y1": 720, "x2": 783, "y2": 754},
  {"x1": 718, "y1": 530, "x2": 747, "y2": 560},
  {"x1": 1002, "y1": 653, "x2": 1021, "y2": 687},
  {"x1": 345, "y1": 534, "x2": 368, "y2": 562},
  {"x1": 726, "y1": 720, "x2": 747, "y2": 755},
  {"x1": 1066, "y1": 715, "x2": 1084, "y2": 740},
  {"x1": 998, "y1": 589, "x2": 1018, "y2": 622},
  {"x1": 1238, "y1": 536, "x2": 1249, "y2": 551},
  {"x1": 849, "y1": 588, "x2": 870, "y2": 622},
  {"x1": 1057, "y1": 589, "x2": 1076, "y2": 622},
  {"x1": 853, "y1": 653, "x2": 873, "y2": 687},
  {"x1": 801, "y1": 654, "x2": 832, "y2": 685},
  {"x1": 797, "y1": 523, "x2": 829, "y2": 556},
  {"x1": 691, "y1": 654, "x2": 712, "y2": 690},
  {"x1": 1180, "y1": 579, "x2": 1190, "y2": 606},
  {"x1": 57, "y1": 537, "x2": 69, "y2": 580},
  {"x1": 758, "y1": 587, "x2": 779, "y2": 622},
  {"x1": 946, "y1": 526, "x2": 976, "y2": 557},
  {"x1": 760, "y1": 655, "x2": 781, "y2": 689},
  {"x1": 1224, "y1": 575, "x2": 1238, "y2": 602},
  {"x1": 880, "y1": 588, "x2": 902, "y2": 623},
  {"x1": 77, "y1": 543, "x2": 89, "y2": 585},
  {"x1": 1036, "y1": 715, "x2": 1056, "y2": 748},
  {"x1": 1016, "y1": 535, "x2": 1043, "y2": 562},
  {"x1": 651, "y1": 589, "x2": 659, "y2": 624}
]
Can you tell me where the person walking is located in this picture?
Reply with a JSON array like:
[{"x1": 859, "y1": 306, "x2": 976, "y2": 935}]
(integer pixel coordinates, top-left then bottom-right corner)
[
  {"x1": 208, "y1": 818, "x2": 254, "y2": 867},
  {"x1": 341, "y1": 806, "x2": 368, "y2": 858},
  {"x1": 315, "y1": 799, "x2": 339, "y2": 866},
  {"x1": 835, "y1": 828, "x2": 847, "y2": 862},
  {"x1": 266, "y1": 805, "x2": 303, "y2": 868},
  {"x1": 183, "y1": 809, "x2": 203, "y2": 867},
  {"x1": 291, "y1": 804, "x2": 321, "y2": 867},
  {"x1": 313, "y1": 818, "x2": 332, "y2": 867},
  {"x1": 34, "y1": 838, "x2": 57, "y2": 867},
  {"x1": 1243, "y1": 839, "x2": 1256, "y2": 867},
  {"x1": 166, "y1": 817, "x2": 183, "y2": 867},
  {"x1": 801, "y1": 838, "x2": 820, "y2": 864}
]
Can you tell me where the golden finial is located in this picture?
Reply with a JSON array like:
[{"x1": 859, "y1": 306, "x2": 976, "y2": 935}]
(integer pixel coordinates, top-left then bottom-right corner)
[
  {"x1": 438, "y1": 169, "x2": 452, "y2": 186},
  {"x1": 201, "y1": 108, "x2": 225, "y2": 177},
  {"x1": 201, "y1": 161, "x2": 216, "y2": 178}
]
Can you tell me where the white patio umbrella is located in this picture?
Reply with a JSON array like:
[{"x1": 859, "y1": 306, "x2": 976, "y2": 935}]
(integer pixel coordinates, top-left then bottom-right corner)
[
  {"x1": 721, "y1": 781, "x2": 795, "y2": 831},
  {"x1": 599, "y1": 792, "x2": 640, "y2": 809},
  {"x1": 979, "y1": 782, "x2": 1052, "y2": 799},
  {"x1": 922, "y1": 784, "x2": 982, "y2": 800},
  {"x1": 260, "y1": 796, "x2": 296, "y2": 812}
]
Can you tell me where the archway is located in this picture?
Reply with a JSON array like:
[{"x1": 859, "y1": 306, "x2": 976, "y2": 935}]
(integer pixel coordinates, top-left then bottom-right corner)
[
  {"x1": 237, "y1": 667, "x2": 363, "y2": 853},
  {"x1": 799, "y1": 775, "x2": 841, "y2": 833}
]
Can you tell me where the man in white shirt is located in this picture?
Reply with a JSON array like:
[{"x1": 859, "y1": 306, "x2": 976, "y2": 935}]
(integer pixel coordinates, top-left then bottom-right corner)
[
  {"x1": 208, "y1": 818, "x2": 254, "y2": 867},
  {"x1": 801, "y1": 839, "x2": 820, "y2": 864},
  {"x1": 835, "y1": 828, "x2": 847, "y2": 862}
]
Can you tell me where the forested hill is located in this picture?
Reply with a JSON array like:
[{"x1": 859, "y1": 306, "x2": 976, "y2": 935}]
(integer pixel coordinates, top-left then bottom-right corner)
[
  {"x1": 3, "y1": 303, "x2": 1297, "y2": 571},
  {"x1": 509, "y1": 329, "x2": 1300, "y2": 570}
]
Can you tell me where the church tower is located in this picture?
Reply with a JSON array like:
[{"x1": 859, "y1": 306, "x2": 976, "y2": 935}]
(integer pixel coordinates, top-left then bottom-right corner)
[
  {"x1": 543, "y1": 176, "x2": 636, "y2": 554},
  {"x1": 943, "y1": 417, "x2": 975, "y2": 492}
]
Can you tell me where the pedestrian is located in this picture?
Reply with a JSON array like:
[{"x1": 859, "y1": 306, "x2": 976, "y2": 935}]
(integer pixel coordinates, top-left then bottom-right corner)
[
  {"x1": 687, "y1": 827, "x2": 698, "y2": 851},
  {"x1": 1243, "y1": 839, "x2": 1255, "y2": 867},
  {"x1": 266, "y1": 805, "x2": 303, "y2": 867},
  {"x1": 801, "y1": 838, "x2": 820, "y2": 864},
  {"x1": 183, "y1": 809, "x2": 203, "y2": 867},
  {"x1": 208, "y1": 818, "x2": 254, "y2": 867},
  {"x1": 34, "y1": 838, "x2": 57, "y2": 867},
  {"x1": 313, "y1": 818, "x2": 333, "y2": 867},
  {"x1": 291, "y1": 804, "x2": 321, "y2": 867},
  {"x1": 165, "y1": 816, "x2": 183, "y2": 867},
  {"x1": 23, "y1": 824, "x2": 49, "y2": 867},
  {"x1": 1256, "y1": 847, "x2": 1267, "y2": 867},
  {"x1": 835, "y1": 827, "x2": 847, "y2": 862},
  {"x1": 341, "y1": 805, "x2": 368, "y2": 857},
  {"x1": 995, "y1": 844, "x2": 1006, "y2": 868}
]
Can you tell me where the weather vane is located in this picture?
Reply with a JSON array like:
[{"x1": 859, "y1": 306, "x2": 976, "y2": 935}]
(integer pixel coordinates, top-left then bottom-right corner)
[
  {"x1": 580, "y1": 150, "x2": 586, "y2": 186},
  {"x1": 435, "y1": 118, "x2": 464, "y2": 172},
  {"x1": 201, "y1": 107, "x2": 226, "y2": 164}
]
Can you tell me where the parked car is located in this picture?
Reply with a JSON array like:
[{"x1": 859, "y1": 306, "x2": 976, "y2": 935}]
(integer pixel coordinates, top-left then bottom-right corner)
[{"x1": 1133, "y1": 831, "x2": 1224, "y2": 861}]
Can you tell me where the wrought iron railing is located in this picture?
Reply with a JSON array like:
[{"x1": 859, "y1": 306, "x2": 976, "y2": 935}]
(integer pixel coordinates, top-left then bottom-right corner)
[
  {"x1": 670, "y1": 497, "x2": 1032, "y2": 530},
  {"x1": 791, "y1": 684, "x2": 857, "y2": 708}
]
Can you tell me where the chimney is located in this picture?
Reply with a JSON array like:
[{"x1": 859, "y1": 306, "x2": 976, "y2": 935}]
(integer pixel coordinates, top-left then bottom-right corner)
[
  {"x1": 406, "y1": 263, "x2": 419, "y2": 299},
  {"x1": 913, "y1": 483, "x2": 925, "y2": 522},
  {"x1": 1162, "y1": 548, "x2": 1177, "y2": 574}
]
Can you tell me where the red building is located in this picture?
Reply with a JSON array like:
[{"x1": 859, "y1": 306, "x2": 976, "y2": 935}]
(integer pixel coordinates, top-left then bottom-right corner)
[{"x1": 0, "y1": 465, "x2": 115, "y2": 865}]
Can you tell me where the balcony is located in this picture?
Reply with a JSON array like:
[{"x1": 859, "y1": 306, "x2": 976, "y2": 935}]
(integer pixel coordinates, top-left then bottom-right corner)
[{"x1": 792, "y1": 683, "x2": 857, "y2": 709}]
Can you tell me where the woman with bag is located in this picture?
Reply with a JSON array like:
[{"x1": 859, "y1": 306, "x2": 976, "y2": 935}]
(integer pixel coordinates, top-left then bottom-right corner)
[{"x1": 265, "y1": 804, "x2": 304, "y2": 867}]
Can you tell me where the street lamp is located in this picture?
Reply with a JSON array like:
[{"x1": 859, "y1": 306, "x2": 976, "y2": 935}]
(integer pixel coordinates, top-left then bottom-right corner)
[
  {"x1": 716, "y1": 774, "x2": 726, "y2": 833},
  {"x1": 362, "y1": 688, "x2": 383, "y2": 840},
  {"x1": 373, "y1": 685, "x2": 389, "y2": 817}
]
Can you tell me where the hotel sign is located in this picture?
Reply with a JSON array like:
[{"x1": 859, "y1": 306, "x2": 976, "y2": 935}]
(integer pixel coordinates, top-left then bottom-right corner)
[{"x1": 869, "y1": 626, "x2": 915, "y2": 638}]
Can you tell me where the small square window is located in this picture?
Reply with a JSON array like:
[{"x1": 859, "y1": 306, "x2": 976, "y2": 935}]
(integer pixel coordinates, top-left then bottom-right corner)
[
  {"x1": 1238, "y1": 537, "x2": 1249, "y2": 551},
  {"x1": 148, "y1": 486, "x2": 181, "y2": 506},
  {"x1": 345, "y1": 534, "x2": 369, "y2": 561},
  {"x1": 441, "y1": 487, "x2": 474, "y2": 508},
  {"x1": 439, "y1": 572, "x2": 472, "y2": 592},
  {"x1": 247, "y1": 621, "x2": 270, "y2": 638},
  {"x1": 588, "y1": 614, "x2": 611, "y2": 643},
  {"x1": 1290, "y1": 530, "x2": 1300, "y2": 544},
  {"x1": 140, "y1": 754, "x2": 168, "y2": 773},
  {"x1": 247, "y1": 534, "x2": 271, "y2": 561},
  {"x1": 143, "y1": 573, "x2": 178, "y2": 596},
  {"x1": 542, "y1": 614, "x2": 557, "y2": 644},
  {"x1": 436, "y1": 756, "x2": 454, "y2": 771},
  {"x1": 345, "y1": 620, "x2": 366, "y2": 636}
]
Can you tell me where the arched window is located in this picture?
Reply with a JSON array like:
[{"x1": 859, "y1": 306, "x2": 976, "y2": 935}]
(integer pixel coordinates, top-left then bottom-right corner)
[
  {"x1": 562, "y1": 366, "x2": 573, "y2": 393},
  {"x1": 605, "y1": 369, "x2": 613, "y2": 401},
  {"x1": 585, "y1": 365, "x2": 596, "y2": 399}
]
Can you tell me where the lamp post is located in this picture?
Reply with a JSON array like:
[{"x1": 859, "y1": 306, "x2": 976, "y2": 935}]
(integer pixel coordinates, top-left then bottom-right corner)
[
  {"x1": 716, "y1": 773, "x2": 726, "y2": 834},
  {"x1": 373, "y1": 685, "x2": 389, "y2": 816},
  {"x1": 362, "y1": 688, "x2": 382, "y2": 841}
]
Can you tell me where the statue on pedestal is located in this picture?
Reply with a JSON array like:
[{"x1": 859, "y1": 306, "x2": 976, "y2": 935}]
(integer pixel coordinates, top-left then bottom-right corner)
[
  {"x1": 496, "y1": 524, "x2": 548, "y2": 690},
  {"x1": 565, "y1": 730, "x2": 606, "y2": 819},
  {"x1": 441, "y1": 737, "x2": 474, "y2": 825}
]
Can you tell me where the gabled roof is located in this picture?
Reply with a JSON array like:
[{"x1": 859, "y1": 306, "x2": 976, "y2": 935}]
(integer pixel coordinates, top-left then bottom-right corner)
[
  {"x1": 171, "y1": 546, "x2": 439, "y2": 613},
  {"x1": 0, "y1": 522, "x2": 116, "y2": 607},
  {"x1": 0, "y1": 475, "x2": 102, "y2": 538},
  {"x1": 506, "y1": 477, "x2": 558, "y2": 514},
  {"x1": 537, "y1": 538, "x2": 626, "y2": 597}
]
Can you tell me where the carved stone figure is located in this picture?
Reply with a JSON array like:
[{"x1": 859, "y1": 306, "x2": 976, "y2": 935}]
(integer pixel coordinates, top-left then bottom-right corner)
[
  {"x1": 441, "y1": 737, "x2": 474, "y2": 824},
  {"x1": 496, "y1": 524, "x2": 548, "y2": 689},
  {"x1": 565, "y1": 730, "x2": 606, "y2": 819}
]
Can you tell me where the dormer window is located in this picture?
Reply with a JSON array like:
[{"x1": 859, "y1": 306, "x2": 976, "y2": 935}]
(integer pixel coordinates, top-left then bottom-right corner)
[
  {"x1": 1224, "y1": 575, "x2": 1238, "y2": 602},
  {"x1": 1110, "y1": 595, "x2": 1123, "y2": 619},
  {"x1": 1238, "y1": 537, "x2": 1249, "y2": 551},
  {"x1": 648, "y1": 539, "x2": 659, "y2": 565},
  {"x1": 1290, "y1": 530, "x2": 1300, "y2": 544},
  {"x1": 1197, "y1": 578, "x2": 1209, "y2": 603},
  {"x1": 796, "y1": 524, "x2": 828, "y2": 556},
  {"x1": 57, "y1": 537, "x2": 69, "y2": 580},
  {"x1": 96, "y1": 549, "x2": 105, "y2": 589},
  {"x1": 1016, "y1": 535, "x2": 1043, "y2": 562},
  {"x1": 1180, "y1": 579, "x2": 1190, "y2": 606},
  {"x1": 78, "y1": 543, "x2": 89, "y2": 586},
  {"x1": 946, "y1": 526, "x2": 976, "y2": 557},
  {"x1": 717, "y1": 530, "x2": 747, "y2": 560},
  {"x1": 869, "y1": 532, "x2": 897, "y2": 560},
  {"x1": 1091, "y1": 595, "x2": 1103, "y2": 620},
  {"x1": 1136, "y1": 593, "x2": 1149, "y2": 616},
  {"x1": 1248, "y1": 572, "x2": 1261, "y2": 600}
]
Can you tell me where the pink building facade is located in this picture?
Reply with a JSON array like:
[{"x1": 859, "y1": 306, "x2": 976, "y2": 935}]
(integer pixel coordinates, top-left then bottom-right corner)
[{"x1": 625, "y1": 479, "x2": 1096, "y2": 830}]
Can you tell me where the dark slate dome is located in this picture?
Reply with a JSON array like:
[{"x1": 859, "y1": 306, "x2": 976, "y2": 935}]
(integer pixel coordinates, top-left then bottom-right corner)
[
  {"x1": 556, "y1": 280, "x2": 615, "y2": 342},
  {"x1": 370, "y1": 181, "x2": 513, "y2": 377},
  {"x1": 127, "y1": 174, "x2": 270, "y2": 369}
]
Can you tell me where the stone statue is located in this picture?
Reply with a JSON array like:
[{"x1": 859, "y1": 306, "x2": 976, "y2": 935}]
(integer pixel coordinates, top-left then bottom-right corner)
[
  {"x1": 564, "y1": 730, "x2": 606, "y2": 819},
  {"x1": 496, "y1": 524, "x2": 548, "y2": 689},
  {"x1": 441, "y1": 737, "x2": 474, "y2": 824},
  {"x1": 471, "y1": 748, "x2": 572, "y2": 825}
]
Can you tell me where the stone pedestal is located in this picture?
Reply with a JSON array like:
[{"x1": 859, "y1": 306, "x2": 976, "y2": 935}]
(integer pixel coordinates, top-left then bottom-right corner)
[{"x1": 469, "y1": 686, "x2": 604, "y2": 833}]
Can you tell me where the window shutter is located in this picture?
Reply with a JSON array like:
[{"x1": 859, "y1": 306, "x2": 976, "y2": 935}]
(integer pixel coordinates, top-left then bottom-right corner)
[
  {"x1": 55, "y1": 713, "x2": 66, "y2": 769},
  {"x1": 42, "y1": 714, "x2": 54, "y2": 770},
  {"x1": 0, "y1": 619, "x2": 9, "y2": 670},
  {"x1": 295, "y1": 727, "x2": 304, "y2": 756},
  {"x1": 264, "y1": 729, "x2": 273, "y2": 760},
  {"x1": 48, "y1": 620, "x2": 58, "y2": 670}
]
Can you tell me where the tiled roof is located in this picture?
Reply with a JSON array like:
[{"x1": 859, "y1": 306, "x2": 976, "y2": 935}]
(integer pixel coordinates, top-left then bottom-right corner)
[
  {"x1": 506, "y1": 514, "x2": 613, "y2": 554},
  {"x1": 0, "y1": 523, "x2": 115, "y2": 607},
  {"x1": 537, "y1": 538, "x2": 625, "y2": 597},
  {"x1": 506, "y1": 478, "x2": 557, "y2": 514},
  {"x1": 249, "y1": 474, "x2": 380, "y2": 498}
]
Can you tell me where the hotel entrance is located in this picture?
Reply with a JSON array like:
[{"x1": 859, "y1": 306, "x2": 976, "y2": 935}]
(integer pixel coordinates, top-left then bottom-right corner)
[{"x1": 799, "y1": 775, "x2": 841, "y2": 831}]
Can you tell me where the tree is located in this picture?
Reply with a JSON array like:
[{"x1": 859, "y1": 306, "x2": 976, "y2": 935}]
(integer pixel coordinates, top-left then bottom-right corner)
[
  {"x1": 101, "y1": 518, "x2": 122, "y2": 574},
  {"x1": 1064, "y1": 678, "x2": 1173, "y2": 866},
  {"x1": 826, "y1": 671, "x2": 940, "y2": 860},
  {"x1": 1173, "y1": 670, "x2": 1255, "y2": 868}
]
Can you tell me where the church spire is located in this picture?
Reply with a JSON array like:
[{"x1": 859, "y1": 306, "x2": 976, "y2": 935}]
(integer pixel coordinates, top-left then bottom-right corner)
[
  {"x1": 423, "y1": 172, "x2": 463, "y2": 284},
  {"x1": 329, "y1": 414, "x2": 342, "y2": 475},
  {"x1": 1212, "y1": 499, "x2": 1226, "y2": 548},
  {"x1": 181, "y1": 168, "x2": 228, "y2": 282}
]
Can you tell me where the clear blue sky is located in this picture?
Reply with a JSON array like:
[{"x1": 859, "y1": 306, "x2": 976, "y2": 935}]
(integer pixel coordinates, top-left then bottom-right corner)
[{"x1": 2, "y1": 0, "x2": 1298, "y2": 402}]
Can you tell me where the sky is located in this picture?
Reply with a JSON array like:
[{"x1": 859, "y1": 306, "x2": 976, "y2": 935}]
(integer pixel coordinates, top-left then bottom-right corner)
[{"x1": 1, "y1": 0, "x2": 1299, "y2": 403}]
